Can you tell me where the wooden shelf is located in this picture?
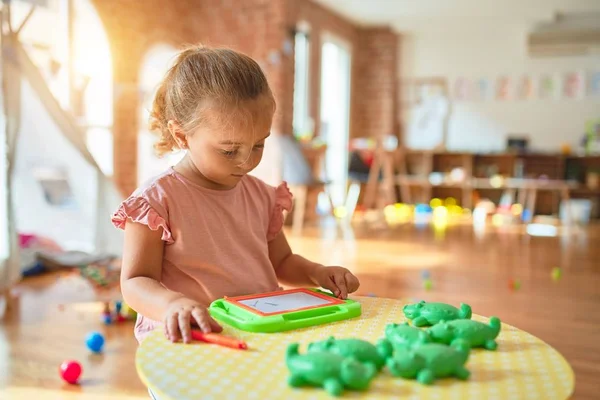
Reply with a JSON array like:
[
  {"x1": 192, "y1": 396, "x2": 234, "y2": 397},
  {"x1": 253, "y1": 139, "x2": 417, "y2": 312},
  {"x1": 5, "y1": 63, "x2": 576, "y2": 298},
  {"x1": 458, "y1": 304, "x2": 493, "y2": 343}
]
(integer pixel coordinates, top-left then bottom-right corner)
[
  {"x1": 363, "y1": 148, "x2": 600, "y2": 218},
  {"x1": 570, "y1": 187, "x2": 600, "y2": 195}
]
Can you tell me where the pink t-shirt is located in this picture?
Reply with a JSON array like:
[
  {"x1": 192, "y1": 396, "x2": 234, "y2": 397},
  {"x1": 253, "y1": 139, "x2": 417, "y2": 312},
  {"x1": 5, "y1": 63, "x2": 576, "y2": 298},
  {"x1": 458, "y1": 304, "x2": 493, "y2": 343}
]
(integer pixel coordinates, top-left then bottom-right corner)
[{"x1": 111, "y1": 168, "x2": 293, "y2": 342}]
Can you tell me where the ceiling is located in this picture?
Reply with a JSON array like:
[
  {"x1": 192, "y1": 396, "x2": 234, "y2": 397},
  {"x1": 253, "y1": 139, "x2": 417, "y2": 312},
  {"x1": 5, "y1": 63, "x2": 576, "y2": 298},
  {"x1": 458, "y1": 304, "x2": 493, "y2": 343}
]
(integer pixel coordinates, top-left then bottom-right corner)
[{"x1": 312, "y1": 0, "x2": 600, "y2": 32}]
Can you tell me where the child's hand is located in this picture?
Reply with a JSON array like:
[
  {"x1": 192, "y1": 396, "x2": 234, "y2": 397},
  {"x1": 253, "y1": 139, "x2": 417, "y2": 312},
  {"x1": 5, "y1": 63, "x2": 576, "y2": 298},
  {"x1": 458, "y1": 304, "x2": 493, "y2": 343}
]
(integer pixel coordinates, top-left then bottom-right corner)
[
  {"x1": 163, "y1": 297, "x2": 222, "y2": 344},
  {"x1": 313, "y1": 266, "x2": 360, "y2": 299}
]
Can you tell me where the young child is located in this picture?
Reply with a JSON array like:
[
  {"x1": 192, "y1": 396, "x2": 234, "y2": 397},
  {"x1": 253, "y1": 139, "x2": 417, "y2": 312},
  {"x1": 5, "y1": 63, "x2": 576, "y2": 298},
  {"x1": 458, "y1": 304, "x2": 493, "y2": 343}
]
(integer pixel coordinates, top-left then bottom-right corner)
[{"x1": 112, "y1": 45, "x2": 360, "y2": 344}]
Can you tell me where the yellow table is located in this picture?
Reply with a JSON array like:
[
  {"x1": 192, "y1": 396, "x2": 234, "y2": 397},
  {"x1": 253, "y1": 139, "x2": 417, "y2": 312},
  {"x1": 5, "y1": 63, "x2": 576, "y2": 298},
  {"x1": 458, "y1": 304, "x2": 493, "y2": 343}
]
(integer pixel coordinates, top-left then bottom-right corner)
[{"x1": 136, "y1": 297, "x2": 574, "y2": 399}]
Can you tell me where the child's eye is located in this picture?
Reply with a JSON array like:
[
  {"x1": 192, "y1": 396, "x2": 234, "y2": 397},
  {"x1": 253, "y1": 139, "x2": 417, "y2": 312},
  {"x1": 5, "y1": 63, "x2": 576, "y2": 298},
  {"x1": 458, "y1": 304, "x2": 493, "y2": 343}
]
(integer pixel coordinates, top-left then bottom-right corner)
[
  {"x1": 253, "y1": 144, "x2": 265, "y2": 151},
  {"x1": 221, "y1": 149, "x2": 238, "y2": 157}
]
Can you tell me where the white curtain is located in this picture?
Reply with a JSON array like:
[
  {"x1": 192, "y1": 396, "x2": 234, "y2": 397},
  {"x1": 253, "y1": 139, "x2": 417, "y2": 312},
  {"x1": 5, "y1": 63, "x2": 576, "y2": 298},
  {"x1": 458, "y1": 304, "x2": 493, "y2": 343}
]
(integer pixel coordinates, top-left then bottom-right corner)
[{"x1": 1, "y1": 33, "x2": 22, "y2": 291}]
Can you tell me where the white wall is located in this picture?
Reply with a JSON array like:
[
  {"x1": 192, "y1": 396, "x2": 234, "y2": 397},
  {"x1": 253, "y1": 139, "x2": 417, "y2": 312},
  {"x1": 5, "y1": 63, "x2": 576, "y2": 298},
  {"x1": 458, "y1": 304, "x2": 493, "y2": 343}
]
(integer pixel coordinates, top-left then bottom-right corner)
[{"x1": 400, "y1": 22, "x2": 600, "y2": 152}]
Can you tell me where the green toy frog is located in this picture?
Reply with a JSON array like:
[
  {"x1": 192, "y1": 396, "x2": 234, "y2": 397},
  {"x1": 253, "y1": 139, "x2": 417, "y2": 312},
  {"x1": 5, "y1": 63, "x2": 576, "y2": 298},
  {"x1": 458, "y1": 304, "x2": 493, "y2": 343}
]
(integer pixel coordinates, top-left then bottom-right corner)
[
  {"x1": 286, "y1": 343, "x2": 378, "y2": 396},
  {"x1": 403, "y1": 301, "x2": 472, "y2": 327},
  {"x1": 386, "y1": 340, "x2": 471, "y2": 385},
  {"x1": 383, "y1": 322, "x2": 431, "y2": 350},
  {"x1": 427, "y1": 316, "x2": 502, "y2": 350},
  {"x1": 307, "y1": 336, "x2": 391, "y2": 370}
]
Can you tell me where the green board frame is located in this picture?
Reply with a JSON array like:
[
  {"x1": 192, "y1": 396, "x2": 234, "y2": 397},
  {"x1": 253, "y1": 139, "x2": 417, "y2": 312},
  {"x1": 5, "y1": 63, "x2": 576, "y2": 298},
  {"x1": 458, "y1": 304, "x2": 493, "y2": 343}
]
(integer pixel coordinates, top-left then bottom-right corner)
[{"x1": 208, "y1": 288, "x2": 361, "y2": 333}]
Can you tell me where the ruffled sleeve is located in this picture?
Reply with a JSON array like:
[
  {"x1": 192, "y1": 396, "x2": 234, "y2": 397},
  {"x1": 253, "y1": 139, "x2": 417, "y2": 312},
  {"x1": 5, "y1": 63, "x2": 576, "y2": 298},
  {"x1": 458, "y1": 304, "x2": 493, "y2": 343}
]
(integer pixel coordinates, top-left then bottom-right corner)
[
  {"x1": 267, "y1": 182, "x2": 293, "y2": 241},
  {"x1": 111, "y1": 196, "x2": 174, "y2": 244}
]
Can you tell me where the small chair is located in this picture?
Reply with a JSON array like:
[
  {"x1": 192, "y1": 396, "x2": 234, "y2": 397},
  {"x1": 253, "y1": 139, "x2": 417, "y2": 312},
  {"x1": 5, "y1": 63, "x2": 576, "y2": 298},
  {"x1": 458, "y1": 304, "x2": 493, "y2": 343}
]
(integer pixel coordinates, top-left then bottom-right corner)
[{"x1": 274, "y1": 135, "x2": 333, "y2": 233}]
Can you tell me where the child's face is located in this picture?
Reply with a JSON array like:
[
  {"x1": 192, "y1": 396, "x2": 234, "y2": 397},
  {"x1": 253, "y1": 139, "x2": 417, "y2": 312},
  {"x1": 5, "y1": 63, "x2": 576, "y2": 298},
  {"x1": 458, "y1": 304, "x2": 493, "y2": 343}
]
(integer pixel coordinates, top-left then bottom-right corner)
[{"x1": 186, "y1": 95, "x2": 274, "y2": 189}]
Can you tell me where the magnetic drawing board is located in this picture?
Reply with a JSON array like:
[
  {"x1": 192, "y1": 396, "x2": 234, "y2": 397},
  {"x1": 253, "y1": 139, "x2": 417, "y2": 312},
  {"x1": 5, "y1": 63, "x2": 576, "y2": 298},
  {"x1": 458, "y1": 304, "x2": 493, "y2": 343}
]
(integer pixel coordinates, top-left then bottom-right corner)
[
  {"x1": 208, "y1": 288, "x2": 361, "y2": 333},
  {"x1": 238, "y1": 291, "x2": 336, "y2": 315}
]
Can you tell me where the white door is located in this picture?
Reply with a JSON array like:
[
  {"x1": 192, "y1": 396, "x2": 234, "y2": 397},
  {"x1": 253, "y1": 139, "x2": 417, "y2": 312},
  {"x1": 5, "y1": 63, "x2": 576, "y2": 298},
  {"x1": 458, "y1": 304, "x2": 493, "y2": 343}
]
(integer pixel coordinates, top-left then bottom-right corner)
[{"x1": 320, "y1": 35, "x2": 351, "y2": 207}]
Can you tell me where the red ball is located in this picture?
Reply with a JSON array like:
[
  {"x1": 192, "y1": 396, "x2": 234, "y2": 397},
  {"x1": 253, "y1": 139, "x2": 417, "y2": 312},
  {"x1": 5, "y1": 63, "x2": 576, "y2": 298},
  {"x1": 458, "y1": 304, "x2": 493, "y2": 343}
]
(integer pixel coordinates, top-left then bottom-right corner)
[{"x1": 59, "y1": 360, "x2": 82, "y2": 384}]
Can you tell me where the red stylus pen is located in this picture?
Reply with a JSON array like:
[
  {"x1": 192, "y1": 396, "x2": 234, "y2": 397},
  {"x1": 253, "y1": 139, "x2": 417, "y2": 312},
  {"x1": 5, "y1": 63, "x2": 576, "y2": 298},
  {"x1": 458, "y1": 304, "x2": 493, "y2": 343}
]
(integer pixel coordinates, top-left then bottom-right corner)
[{"x1": 191, "y1": 330, "x2": 248, "y2": 350}]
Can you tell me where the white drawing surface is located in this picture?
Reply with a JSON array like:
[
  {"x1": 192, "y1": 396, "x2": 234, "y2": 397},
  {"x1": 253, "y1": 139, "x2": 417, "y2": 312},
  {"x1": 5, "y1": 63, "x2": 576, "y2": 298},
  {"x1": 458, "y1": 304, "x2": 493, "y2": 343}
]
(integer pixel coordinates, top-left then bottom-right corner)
[{"x1": 238, "y1": 292, "x2": 333, "y2": 314}]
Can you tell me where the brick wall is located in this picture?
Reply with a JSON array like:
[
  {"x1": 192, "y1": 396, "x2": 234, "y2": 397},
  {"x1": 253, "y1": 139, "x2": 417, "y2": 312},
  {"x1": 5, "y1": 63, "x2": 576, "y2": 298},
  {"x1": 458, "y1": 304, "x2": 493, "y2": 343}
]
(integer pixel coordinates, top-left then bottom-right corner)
[
  {"x1": 91, "y1": 0, "x2": 292, "y2": 195},
  {"x1": 354, "y1": 27, "x2": 399, "y2": 140},
  {"x1": 91, "y1": 0, "x2": 399, "y2": 195}
]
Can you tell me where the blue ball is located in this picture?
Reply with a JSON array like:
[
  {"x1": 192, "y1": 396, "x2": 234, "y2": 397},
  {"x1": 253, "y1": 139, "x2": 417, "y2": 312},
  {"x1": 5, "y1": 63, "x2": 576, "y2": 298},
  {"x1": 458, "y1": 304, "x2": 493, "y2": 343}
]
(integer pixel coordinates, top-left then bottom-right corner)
[
  {"x1": 421, "y1": 270, "x2": 430, "y2": 279},
  {"x1": 86, "y1": 332, "x2": 105, "y2": 353},
  {"x1": 415, "y1": 204, "x2": 432, "y2": 214}
]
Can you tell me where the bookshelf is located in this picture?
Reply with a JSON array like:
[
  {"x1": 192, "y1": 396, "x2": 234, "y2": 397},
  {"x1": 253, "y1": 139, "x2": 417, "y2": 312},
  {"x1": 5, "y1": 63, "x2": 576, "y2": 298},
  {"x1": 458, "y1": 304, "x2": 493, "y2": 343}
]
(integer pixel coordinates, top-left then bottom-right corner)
[{"x1": 364, "y1": 149, "x2": 600, "y2": 218}]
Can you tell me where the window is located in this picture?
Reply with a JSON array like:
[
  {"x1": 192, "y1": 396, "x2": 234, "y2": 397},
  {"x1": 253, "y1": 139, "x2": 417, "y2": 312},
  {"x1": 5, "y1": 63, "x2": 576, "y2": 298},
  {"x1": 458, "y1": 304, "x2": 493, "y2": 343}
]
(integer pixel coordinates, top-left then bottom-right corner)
[
  {"x1": 320, "y1": 35, "x2": 352, "y2": 207},
  {"x1": 293, "y1": 26, "x2": 312, "y2": 140},
  {"x1": 138, "y1": 45, "x2": 185, "y2": 184}
]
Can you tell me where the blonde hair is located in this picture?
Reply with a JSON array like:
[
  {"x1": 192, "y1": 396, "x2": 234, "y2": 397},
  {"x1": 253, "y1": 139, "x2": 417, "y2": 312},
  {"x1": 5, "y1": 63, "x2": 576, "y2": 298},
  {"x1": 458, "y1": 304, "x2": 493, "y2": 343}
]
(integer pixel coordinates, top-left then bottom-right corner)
[{"x1": 149, "y1": 45, "x2": 275, "y2": 156}]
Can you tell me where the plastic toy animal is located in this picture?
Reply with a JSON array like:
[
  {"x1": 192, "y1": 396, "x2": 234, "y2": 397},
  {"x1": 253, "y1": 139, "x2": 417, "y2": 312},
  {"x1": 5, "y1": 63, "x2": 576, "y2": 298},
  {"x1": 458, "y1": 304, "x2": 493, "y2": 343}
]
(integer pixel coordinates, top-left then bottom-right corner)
[
  {"x1": 428, "y1": 317, "x2": 501, "y2": 350},
  {"x1": 383, "y1": 322, "x2": 431, "y2": 349},
  {"x1": 307, "y1": 336, "x2": 391, "y2": 370},
  {"x1": 286, "y1": 343, "x2": 377, "y2": 396},
  {"x1": 403, "y1": 301, "x2": 472, "y2": 327},
  {"x1": 386, "y1": 340, "x2": 471, "y2": 385}
]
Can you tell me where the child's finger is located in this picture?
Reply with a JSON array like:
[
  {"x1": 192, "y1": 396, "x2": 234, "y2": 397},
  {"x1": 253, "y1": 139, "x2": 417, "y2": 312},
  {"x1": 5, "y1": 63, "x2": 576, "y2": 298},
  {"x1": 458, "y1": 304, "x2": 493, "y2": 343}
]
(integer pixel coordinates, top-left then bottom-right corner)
[
  {"x1": 321, "y1": 275, "x2": 340, "y2": 297},
  {"x1": 167, "y1": 313, "x2": 179, "y2": 342},
  {"x1": 195, "y1": 309, "x2": 212, "y2": 333},
  {"x1": 345, "y1": 272, "x2": 360, "y2": 293},
  {"x1": 334, "y1": 274, "x2": 348, "y2": 299},
  {"x1": 178, "y1": 311, "x2": 192, "y2": 343},
  {"x1": 191, "y1": 308, "x2": 211, "y2": 333}
]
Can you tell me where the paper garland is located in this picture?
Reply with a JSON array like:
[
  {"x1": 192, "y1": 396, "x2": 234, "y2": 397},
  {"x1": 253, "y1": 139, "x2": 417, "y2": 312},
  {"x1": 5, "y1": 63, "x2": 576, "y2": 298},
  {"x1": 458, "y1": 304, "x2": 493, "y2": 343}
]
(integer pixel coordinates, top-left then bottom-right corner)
[{"x1": 450, "y1": 71, "x2": 599, "y2": 101}]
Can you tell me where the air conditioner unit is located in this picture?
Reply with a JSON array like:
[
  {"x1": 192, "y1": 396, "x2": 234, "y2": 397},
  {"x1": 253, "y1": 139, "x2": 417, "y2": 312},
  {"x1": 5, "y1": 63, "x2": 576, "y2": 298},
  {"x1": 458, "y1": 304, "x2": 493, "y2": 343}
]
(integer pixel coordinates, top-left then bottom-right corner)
[{"x1": 527, "y1": 12, "x2": 600, "y2": 57}]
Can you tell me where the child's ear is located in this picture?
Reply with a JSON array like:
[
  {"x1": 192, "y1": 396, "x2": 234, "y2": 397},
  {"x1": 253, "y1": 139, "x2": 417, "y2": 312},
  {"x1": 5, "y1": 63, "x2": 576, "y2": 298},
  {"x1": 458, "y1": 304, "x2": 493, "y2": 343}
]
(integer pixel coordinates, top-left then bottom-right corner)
[{"x1": 167, "y1": 120, "x2": 188, "y2": 149}]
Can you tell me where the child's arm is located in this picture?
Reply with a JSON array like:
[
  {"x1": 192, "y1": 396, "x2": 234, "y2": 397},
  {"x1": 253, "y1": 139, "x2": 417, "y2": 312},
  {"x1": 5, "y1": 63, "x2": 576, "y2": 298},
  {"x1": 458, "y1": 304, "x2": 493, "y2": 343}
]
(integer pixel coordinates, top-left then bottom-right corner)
[
  {"x1": 120, "y1": 222, "x2": 221, "y2": 343},
  {"x1": 268, "y1": 231, "x2": 360, "y2": 298}
]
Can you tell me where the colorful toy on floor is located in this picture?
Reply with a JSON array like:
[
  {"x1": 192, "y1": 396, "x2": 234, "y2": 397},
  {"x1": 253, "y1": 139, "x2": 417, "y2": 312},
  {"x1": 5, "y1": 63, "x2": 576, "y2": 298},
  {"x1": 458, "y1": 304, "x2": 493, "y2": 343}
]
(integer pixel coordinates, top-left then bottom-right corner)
[
  {"x1": 307, "y1": 337, "x2": 391, "y2": 371},
  {"x1": 286, "y1": 343, "x2": 377, "y2": 396},
  {"x1": 423, "y1": 279, "x2": 433, "y2": 291},
  {"x1": 59, "y1": 360, "x2": 82, "y2": 384},
  {"x1": 85, "y1": 332, "x2": 105, "y2": 353},
  {"x1": 78, "y1": 259, "x2": 121, "y2": 290},
  {"x1": 383, "y1": 322, "x2": 431, "y2": 350},
  {"x1": 102, "y1": 300, "x2": 135, "y2": 325},
  {"x1": 551, "y1": 267, "x2": 562, "y2": 282},
  {"x1": 403, "y1": 301, "x2": 472, "y2": 327},
  {"x1": 386, "y1": 340, "x2": 471, "y2": 385},
  {"x1": 428, "y1": 317, "x2": 502, "y2": 350},
  {"x1": 509, "y1": 278, "x2": 521, "y2": 291}
]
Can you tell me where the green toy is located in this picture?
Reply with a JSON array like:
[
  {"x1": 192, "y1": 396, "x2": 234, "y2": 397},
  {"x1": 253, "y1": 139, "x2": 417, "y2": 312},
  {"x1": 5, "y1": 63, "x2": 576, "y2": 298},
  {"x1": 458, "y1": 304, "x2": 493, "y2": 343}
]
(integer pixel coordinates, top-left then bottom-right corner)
[
  {"x1": 209, "y1": 288, "x2": 361, "y2": 333},
  {"x1": 386, "y1": 340, "x2": 471, "y2": 385},
  {"x1": 383, "y1": 322, "x2": 431, "y2": 349},
  {"x1": 428, "y1": 317, "x2": 502, "y2": 350},
  {"x1": 403, "y1": 301, "x2": 472, "y2": 327},
  {"x1": 307, "y1": 336, "x2": 391, "y2": 370},
  {"x1": 551, "y1": 267, "x2": 562, "y2": 282},
  {"x1": 286, "y1": 343, "x2": 377, "y2": 396}
]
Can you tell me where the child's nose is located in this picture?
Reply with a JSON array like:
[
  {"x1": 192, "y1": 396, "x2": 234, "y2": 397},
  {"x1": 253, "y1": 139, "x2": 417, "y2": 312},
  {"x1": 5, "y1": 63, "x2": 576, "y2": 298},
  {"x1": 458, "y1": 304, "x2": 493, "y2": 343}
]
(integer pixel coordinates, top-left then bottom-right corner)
[{"x1": 237, "y1": 152, "x2": 258, "y2": 170}]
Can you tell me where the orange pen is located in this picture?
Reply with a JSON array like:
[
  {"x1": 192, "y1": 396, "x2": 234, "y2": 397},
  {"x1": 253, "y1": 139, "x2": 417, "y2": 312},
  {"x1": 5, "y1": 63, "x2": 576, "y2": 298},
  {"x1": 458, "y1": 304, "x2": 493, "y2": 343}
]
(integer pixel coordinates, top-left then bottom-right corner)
[{"x1": 191, "y1": 330, "x2": 248, "y2": 350}]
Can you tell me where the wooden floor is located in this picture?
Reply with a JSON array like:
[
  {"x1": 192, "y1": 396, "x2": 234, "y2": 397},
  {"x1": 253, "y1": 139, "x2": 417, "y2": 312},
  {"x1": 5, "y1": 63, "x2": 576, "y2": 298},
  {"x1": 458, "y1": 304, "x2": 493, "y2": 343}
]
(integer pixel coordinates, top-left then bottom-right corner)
[{"x1": 1, "y1": 221, "x2": 599, "y2": 399}]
